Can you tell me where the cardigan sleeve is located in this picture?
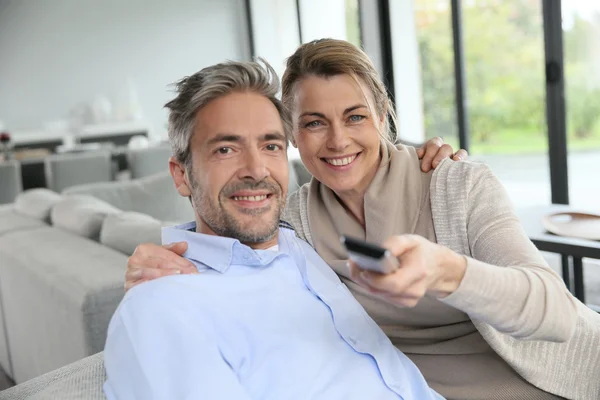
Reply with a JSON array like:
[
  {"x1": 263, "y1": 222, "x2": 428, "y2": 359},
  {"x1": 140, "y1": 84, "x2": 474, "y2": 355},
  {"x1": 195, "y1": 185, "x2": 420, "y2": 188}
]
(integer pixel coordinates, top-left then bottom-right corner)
[{"x1": 440, "y1": 163, "x2": 578, "y2": 342}]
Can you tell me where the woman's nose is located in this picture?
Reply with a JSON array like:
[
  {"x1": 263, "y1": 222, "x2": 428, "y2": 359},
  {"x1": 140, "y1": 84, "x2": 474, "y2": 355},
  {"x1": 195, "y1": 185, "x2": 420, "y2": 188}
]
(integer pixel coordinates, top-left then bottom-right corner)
[{"x1": 326, "y1": 123, "x2": 351, "y2": 151}]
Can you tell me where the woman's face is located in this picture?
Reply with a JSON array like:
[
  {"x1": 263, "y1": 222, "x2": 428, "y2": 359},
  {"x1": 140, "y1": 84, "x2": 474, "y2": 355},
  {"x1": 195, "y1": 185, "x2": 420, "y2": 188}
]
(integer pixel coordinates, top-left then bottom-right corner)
[{"x1": 292, "y1": 74, "x2": 383, "y2": 196}]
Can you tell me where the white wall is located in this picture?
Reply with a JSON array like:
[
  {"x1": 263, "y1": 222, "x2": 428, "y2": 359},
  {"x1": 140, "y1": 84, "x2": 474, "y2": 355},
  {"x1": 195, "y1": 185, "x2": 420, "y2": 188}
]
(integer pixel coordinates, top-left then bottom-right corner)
[
  {"x1": 0, "y1": 0, "x2": 250, "y2": 139},
  {"x1": 298, "y1": 0, "x2": 347, "y2": 43},
  {"x1": 389, "y1": 0, "x2": 426, "y2": 144},
  {"x1": 250, "y1": 0, "x2": 300, "y2": 80}
]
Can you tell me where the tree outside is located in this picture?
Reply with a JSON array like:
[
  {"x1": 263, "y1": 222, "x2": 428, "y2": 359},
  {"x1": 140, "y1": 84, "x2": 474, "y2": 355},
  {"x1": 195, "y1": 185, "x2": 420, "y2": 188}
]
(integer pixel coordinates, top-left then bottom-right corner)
[{"x1": 415, "y1": 0, "x2": 600, "y2": 155}]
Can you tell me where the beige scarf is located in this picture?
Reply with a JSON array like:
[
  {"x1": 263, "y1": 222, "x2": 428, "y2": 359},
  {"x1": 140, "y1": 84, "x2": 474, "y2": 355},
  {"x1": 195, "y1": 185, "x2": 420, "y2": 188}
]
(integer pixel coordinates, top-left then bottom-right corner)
[{"x1": 306, "y1": 141, "x2": 431, "y2": 279}]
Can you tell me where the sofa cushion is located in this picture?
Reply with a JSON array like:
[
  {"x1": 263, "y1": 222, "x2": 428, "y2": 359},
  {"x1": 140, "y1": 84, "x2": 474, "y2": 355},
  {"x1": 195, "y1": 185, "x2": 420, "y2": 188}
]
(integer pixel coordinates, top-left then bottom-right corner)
[
  {"x1": 0, "y1": 206, "x2": 47, "y2": 237},
  {"x1": 14, "y1": 188, "x2": 62, "y2": 221},
  {"x1": 63, "y1": 172, "x2": 194, "y2": 223},
  {"x1": 51, "y1": 195, "x2": 121, "y2": 241},
  {"x1": 100, "y1": 212, "x2": 162, "y2": 255}
]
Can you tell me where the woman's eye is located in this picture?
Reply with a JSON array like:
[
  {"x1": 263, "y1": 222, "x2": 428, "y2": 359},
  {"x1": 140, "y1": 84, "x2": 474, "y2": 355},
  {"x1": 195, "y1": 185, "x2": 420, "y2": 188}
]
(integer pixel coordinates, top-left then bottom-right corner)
[
  {"x1": 217, "y1": 147, "x2": 233, "y2": 154},
  {"x1": 349, "y1": 115, "x2": 365, "y2": 123},
  {"x1": 304, "y1": 120, "x2": 323, "y2": 128},
  {"x1": 266, "y1": 144, "x2": 281, "y2": 151}
]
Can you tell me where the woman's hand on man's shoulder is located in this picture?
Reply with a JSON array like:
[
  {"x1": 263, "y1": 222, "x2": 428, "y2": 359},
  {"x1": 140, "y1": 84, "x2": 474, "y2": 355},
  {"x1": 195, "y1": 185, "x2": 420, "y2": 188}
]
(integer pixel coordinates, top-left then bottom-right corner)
[{"x1": 416, "y1": 136, "x2": 468, "y2": 172}]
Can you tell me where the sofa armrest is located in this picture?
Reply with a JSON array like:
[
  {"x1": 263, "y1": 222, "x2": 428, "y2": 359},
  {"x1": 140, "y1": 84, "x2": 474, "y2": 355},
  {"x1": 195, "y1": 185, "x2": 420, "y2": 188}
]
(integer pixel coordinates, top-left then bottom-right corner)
[
  {"x1": 0, "y1": 352, "x2": 106, "y2": 400},
  {"x1": 0, "y1": 227, "x2": 126, "y2": 383}
]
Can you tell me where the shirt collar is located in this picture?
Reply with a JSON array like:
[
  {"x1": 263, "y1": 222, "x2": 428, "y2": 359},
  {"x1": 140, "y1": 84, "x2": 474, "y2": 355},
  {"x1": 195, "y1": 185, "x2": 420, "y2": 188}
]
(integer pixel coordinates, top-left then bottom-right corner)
[
  {"x1": 161, "y1": 222, "x2": 290, "y2": 274},
  {"x1": 162, "y1": 222, "x2": 237, "y2": 273}
]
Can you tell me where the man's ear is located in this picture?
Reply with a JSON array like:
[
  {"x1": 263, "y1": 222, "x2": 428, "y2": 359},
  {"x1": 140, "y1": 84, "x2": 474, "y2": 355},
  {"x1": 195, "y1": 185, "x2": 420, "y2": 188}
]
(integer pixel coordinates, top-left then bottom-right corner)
[{"x1": 169, "y1": 156, "x2": 192, "y2": 197}]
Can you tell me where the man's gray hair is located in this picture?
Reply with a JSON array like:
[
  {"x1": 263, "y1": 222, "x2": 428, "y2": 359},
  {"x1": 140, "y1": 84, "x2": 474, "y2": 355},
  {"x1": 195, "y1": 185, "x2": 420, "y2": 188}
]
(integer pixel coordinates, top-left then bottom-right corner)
[{"x1": 165, "y1": 59, "x2": 292, "y2": 169}]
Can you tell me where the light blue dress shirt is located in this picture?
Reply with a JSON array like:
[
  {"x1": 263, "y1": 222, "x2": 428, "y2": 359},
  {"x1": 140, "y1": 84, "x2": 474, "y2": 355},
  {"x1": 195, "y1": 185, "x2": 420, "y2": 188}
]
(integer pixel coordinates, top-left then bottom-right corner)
[{"x1": 103, "y1": 222, "x2": 443, "y2": 400}]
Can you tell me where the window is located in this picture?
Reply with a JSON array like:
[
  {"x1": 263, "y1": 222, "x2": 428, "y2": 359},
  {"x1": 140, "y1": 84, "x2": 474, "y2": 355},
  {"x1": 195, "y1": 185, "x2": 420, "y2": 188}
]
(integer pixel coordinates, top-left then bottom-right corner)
[
  {"x1": 414, "y1": 0, "x2": 459, "y2": 148},
  {"x1": 298, "y1": 0, "x2": 360, "y2": 44},
  {"x1": 563, "y1": 1, "x2": 600, "y2": 210},
  {"x1": 345, "y1": 0, "x2": 361, "y2": 48},
  {"x1": 463, "y1": 0, "x2": 551, "y2": 207}
]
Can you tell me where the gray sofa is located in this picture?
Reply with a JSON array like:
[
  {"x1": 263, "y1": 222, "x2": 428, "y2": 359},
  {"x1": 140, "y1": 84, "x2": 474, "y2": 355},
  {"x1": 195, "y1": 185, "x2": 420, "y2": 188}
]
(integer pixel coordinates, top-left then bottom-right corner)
[
  {"x1": 0, "y1": 353, "x2": 105, "y2": 400},
  {"x1": 0, "y1": 172, "x2": 198, "y2": 385},
  {"x1": 0, "y1": 161, "x2": 22, "y2": 205},
  {"x1": 0, "y1": 162, "x2": 309, "y2": 398}
]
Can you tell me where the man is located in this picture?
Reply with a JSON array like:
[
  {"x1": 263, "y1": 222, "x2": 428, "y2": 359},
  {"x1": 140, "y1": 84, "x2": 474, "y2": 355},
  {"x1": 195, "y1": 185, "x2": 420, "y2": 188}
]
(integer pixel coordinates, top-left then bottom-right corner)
[{"x1": 103, "y1": 60, "x2": 443, "y2": 399}]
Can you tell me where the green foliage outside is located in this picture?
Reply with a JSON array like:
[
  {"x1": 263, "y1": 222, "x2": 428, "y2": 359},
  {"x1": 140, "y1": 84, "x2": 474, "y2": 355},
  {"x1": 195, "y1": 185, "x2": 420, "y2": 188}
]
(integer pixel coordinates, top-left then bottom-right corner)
[
  {"x1": 345, "y1": 0, "x2": 361, "y2": 48},
  {"x1": 414, "y1": 0, "x2": 600, "y2": 155}
]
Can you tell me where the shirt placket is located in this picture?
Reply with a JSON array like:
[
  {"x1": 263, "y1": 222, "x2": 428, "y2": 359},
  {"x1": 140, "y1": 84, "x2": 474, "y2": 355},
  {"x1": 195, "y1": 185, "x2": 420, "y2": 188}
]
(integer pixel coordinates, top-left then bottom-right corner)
[{"x1": 284, "y1": 231, "x2": 407, "y2": 398}]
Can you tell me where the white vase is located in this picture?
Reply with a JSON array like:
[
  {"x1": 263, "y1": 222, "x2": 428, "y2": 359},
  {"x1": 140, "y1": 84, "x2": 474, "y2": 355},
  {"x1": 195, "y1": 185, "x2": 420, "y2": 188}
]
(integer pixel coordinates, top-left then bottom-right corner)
[{"x1": 91, "y1": 96, "x2": 113, "y2": 124}]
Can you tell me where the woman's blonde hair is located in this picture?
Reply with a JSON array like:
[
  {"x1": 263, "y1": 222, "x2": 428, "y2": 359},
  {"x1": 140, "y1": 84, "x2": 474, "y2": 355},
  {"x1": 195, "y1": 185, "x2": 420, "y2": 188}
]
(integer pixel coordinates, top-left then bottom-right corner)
[{"x1": 281, "y1": 38, "x2": 397, "y2": 143}]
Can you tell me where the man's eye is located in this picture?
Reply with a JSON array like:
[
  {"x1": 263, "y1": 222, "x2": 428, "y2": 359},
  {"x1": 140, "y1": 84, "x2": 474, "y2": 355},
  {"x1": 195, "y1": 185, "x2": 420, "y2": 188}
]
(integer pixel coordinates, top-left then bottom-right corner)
[
  {"x1": 217, "y1": 147, "x2": 232, "y2": 154},
  {"x1": 266, "y1": 144, "x2": 281, "y2": 151}
]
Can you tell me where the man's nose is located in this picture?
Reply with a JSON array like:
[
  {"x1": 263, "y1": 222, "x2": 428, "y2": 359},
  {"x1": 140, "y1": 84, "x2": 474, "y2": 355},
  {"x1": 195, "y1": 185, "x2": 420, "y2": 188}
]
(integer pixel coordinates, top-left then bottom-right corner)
[
  {"x1": 239, "y1": 150, "x2": 270, "y2": 181},
  {"x1": 326, "y1": 123, "x2": 351, "y2": 151}
]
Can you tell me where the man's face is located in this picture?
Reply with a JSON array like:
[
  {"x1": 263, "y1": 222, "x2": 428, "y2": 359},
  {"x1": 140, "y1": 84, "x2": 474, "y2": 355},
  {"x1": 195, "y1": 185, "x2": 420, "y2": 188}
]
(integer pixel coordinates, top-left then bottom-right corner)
[{"x1": 170, "y1": 91, "x2": 289, "y2": 248}]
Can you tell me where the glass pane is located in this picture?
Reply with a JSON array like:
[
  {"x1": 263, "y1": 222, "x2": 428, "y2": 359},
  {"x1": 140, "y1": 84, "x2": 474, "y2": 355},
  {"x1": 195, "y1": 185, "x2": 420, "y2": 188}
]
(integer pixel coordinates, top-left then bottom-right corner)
[
  {"x1": 562, "y1": 1, "x2": 600, "y2": 210},
  {"x1": 462, "y1": 0, "x2": 551, "y2": 207},
  {"x1": 299, "y1": 0, "x2": 360, "y2": 44},
  {"x1": 345, "y1": 0, "x2": 361, "y2": 48},
  {"x1": 415, "y1": 0, "x2": 459, "y2": 149}
]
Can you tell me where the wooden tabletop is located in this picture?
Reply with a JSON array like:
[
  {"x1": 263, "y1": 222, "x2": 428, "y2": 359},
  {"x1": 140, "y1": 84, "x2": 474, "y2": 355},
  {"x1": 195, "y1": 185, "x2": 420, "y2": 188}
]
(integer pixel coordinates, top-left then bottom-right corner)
[{"x1": 516, "y1": 205, "x2": 600, "y2": 259}]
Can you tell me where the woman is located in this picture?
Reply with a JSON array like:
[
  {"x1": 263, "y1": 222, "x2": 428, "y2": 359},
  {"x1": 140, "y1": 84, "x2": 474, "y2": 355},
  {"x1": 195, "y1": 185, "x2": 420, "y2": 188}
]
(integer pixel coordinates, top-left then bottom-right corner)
[{"x1": 125, "y1": 39, "x2": 599, "y2": 399}]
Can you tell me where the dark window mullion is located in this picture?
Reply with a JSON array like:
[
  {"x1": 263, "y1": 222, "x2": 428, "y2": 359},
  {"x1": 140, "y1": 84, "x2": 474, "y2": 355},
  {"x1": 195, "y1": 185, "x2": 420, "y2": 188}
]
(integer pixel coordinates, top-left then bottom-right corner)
[
  {"x1": 450, "y1": 0, "x2": 470, "y2": 152},
  {"x1": 295, "y1": 0, "x2": 303, "y2": 44},
  {"x1": 542, "y1": 0, "x2": 569, "y2": 205},
  {"x1": 378, "y1": 0, "x2": 395, "y2": 102},
  {"x1": 244, "y1": 0, "x2": 256, "y2": 59}
]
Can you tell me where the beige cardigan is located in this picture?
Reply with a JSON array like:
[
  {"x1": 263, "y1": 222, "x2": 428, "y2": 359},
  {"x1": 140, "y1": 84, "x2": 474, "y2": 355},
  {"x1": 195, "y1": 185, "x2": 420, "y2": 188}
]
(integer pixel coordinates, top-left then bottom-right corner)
[{"x1": 284, "y1": 158, "x2": 600, "y2": 400}]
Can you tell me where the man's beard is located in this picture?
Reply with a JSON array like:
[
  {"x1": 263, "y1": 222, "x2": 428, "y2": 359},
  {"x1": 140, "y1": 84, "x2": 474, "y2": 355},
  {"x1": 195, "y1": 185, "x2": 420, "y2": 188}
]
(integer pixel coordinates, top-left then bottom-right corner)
[{"x1": 189, "y1": 174, "x2": 285, "y2": 244}]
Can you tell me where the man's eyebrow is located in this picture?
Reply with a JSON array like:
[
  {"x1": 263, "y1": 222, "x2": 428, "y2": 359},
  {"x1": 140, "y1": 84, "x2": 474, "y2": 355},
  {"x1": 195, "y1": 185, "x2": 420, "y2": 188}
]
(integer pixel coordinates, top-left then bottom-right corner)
[
  {"x1": 261, "y1": 132, "x2": 287, "y2": 142},
  {"x1": 206, "y1": 134, "x2": 243, "y2": 146}
]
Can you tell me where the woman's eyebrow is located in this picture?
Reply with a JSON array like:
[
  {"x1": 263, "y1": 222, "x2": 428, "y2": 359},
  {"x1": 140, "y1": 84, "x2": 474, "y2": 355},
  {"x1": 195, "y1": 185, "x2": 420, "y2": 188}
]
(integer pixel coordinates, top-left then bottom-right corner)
[
  {"x1": 343, "y1": 104, "x2": 368, "y2": 114},
  {"x1": 299, "y1": 111, "x2": 326, "y2": 119},
  {"x1": 299, "y1": 104, "x2": 367, "y2": 119}
]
